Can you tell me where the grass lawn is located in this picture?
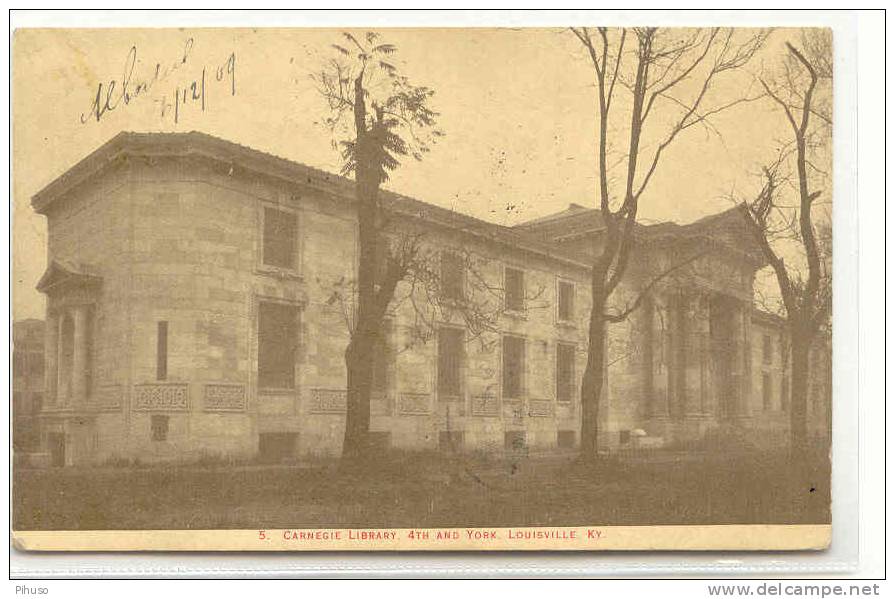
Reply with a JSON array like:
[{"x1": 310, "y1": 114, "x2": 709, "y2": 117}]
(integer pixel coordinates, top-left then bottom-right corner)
[{"x1": 12, "y1": 449, "x2": 830, "y2": 531}]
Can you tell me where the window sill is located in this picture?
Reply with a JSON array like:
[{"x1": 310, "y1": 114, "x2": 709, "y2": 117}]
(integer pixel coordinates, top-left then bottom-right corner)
[
  {"x1": 556, "y1": 319, "x2": 577, "y2": 328},
  {"x1": 438, "y1": 394, "x2": 464, "y2": 403},
  {"x1": 255, "y1": 264, "x2": 303, "y2": 282}
]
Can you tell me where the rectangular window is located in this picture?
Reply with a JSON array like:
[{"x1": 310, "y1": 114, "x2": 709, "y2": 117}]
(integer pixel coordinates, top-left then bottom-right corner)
[
  {"x1": 762, "y1": 335, "x2": 772, "y2": 364},
  {"x1": 151, "y1": 415, "x2": 169, "y2": 442},
  {"x1": 505, "y1": 430, "x2": 526, "y2": 451},
  {"x1": 437, "y1": 327, "x2": 464, "y2": 398},
  {"x1": 258, "y1": 432, "x2": 297, "y2": 463},
  {"x1": 263, "y1": 207, "x2": 297, "y2": 269},
  {"x1": 557, "y1": 430, "x2": 576, "y2": 449},
  {"x1": 258, "y1": 302, "x2": 298, "y2": 389},
  {"x1": 156, "y1": 321, "x2": 168, "y2": 381},
  {"x1": 369, "y1": 431, "x2": 392, "y2": 452},
  {"x1": 438, "y1": 431, "x2": 463, "y2": 451},
  {"x1": 441, "y1": 252, "x2": 465, "y2": 301},
  {"x1": 371, "y1": 320, "x2": 393, "y2": 394},
  {"x1": 504, "y1": 266, "x2": 525, "y2": 312},
  {"x1": 557, "y1": 280, "x2": 575, "y2": 321},
  {"x1": 556, "y1": 343, "x2": 576, "y2": 403},
  {"x1": 502, "y1": 335, "x2": 525, "y2": 399},
  {"x1": 762, "y1": 373, "x2": 772, "y2": 411}
]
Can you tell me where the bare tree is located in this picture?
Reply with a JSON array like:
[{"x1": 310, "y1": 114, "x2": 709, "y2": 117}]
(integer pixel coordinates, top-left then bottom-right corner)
[
  {"x1": 314, "y1": 33, "x2": 550, "y2": 466},
  {"x1": 739, "y1": 31, "x2": 832, "y2": 455},
  {"x1": 313, "y1": 31, "x2": 442, "y2": 465},
  {"x1": 570, "y1": 27, "x2": 768, "y2": 460}
]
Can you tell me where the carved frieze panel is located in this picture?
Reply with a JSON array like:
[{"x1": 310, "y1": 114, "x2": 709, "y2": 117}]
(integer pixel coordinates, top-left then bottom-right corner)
[
  {"x1": 204, "y1": 383, "x2": 246, "y2": 411},
  {"x1": 133, "y1": 383, "x2": 189, "y2": 412},
  {"x1": 398, "y1": 393, "x2": 430, "y2": 415},
  {"x1": 528, "y1": 399, "x2": 554, "y2": 418},
  {"x1": 309, "y1": 388, "x2": 347, "y2": 414}
]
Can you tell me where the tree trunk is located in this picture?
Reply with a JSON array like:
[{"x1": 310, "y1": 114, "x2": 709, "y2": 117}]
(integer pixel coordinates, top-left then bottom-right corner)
[
  {"x1": 580, "y1": 285, "x2": 608, "y2": 461},
  {"x1": 788, "y1": 333, "x2": 811, "y2": 458},
  {"x1": 342, "y1": 331, "x2": 375, "y2": 464},
  {"x1": 340, "y1": 117, "x2": 382, "y2": 467}
]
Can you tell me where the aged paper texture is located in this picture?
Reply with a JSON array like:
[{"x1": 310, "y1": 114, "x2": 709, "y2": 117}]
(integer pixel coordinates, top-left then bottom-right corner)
[{"x1": 11, "y1": 26, "x2": 832, "y2": 552}]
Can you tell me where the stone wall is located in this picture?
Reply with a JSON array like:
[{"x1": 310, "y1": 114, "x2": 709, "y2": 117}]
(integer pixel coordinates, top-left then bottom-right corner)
[{"x1": 37, "y1": 142, "x2": 825, "y2": 464}]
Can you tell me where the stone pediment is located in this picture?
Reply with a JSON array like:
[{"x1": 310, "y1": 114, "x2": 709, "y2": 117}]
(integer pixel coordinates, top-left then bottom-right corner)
[{"x1": 36, "y1": 260, "x2": 102, "y2": 295}]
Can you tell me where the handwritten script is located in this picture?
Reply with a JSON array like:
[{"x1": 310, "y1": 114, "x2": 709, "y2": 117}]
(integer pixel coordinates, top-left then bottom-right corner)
[{"x1": 80, "y1": 38, "x2": 236, "y2": 125}]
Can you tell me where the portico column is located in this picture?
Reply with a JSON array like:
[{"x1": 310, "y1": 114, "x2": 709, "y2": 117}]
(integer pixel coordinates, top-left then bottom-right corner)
[
  {"x1": 694, "y1": 293, "x2": 712, "y2": 414},
  {"x1": 56, "y1": 311, "x2": 68, "y2": 405},
  {"x1": 683, "y1": 294, "x2": 704, "y2": 415},
  {"x1": 730, "y1": 301, "x2": 752, "y2": 419},
  {"x1": 650, "y1": 297, "x2": 670, "y2": 419},
  {"x1": 739, "y1": 303, "x2": 753, "y2": 418},
  {"x1": 44, "y1": 311, "x2": 59, "y2": 406},
  {"x1": 71, "y1": 304, "x2": 88, "y2": 406}
]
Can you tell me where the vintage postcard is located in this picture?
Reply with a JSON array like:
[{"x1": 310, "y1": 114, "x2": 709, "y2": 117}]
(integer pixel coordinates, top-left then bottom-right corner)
[{"x1": 11, "y1": 24, "x2": 832, "y2": 552}]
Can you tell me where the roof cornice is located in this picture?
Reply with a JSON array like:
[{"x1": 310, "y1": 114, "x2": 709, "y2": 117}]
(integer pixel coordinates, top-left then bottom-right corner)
[{"x1": 31, "y1": 131, "x2": 595, "y2": 271}]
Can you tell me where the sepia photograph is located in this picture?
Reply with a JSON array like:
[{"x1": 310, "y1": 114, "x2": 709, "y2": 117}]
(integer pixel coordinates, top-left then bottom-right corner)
[{"x1": 11, "y1": 21, "x2": 835, "y2": 552}]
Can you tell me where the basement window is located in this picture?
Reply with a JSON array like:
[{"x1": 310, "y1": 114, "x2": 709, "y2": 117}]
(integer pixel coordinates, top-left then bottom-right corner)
[
  {"x1": 557, "y1": 430, "x2": 576, "y2": 449},
  {"x1": 151, "y1": 415, "x2": 169, "y2": 442},
  {"x1": 438, "y1": 431, "x2": 464, "y2": 451},
  {"x1": 504, "y1": 430, "x2": 526, "y2": 451}
]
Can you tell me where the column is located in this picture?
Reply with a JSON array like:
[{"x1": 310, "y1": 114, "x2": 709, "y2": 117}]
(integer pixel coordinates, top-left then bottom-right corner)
[
  {"x1": 71, "y1": 304, "x2": 88, "y2": 406},
  {"x1": 44, "y1": 311, "x2": 59, "y2": 406},
  {"x1": 683, "y1": 294, "x2": 703, "y2": 415},
  {"x1": 648, "y1": 296, "x2": 670, "y2": 419},
  {"x1": 639, "y1": 296, "x2": 656, "y2": 417},
  {"x1": 729, "y1": 300, "x2": 751, "y2": 419},
  {"x1": 694, "y1": 293, "x2": 713, "y2": 415},
  {"x1": 56, "y1": 311, "x2": 68, "y2": 405},
  {"x1": 739, "y1": 303, "x2": 753, "y2": 418},
  {"x1": 664, "y1": 293, "x2": 691, "y2": 420}
]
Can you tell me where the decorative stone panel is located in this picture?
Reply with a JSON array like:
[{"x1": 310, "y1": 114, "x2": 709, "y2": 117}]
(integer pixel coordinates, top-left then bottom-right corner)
[
  {"x1": 309, "y1": 388, "x2": 347, "y2": 414},
  {"x1": 397, "y1": 392, "x2": 430, "y2": 415},
  {"x1": 203, "y1": 383, "x2": 246, "y2": 412},
  {"x1": 471, "y1": 394, "x2": 499, "y2": 417},
  {"x1": 88, "y1": 384, "x2": 123, "y2": 411},
  {"x1": 528, "y1": 399, "x2": 554, "y2": 418},
  {"x1": 133, "y1": 383, "x2": 189, "y2": 412}
]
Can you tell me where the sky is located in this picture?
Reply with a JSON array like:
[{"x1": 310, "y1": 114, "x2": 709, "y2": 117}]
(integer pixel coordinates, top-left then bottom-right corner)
[{"x1": 12, "y1": 27, "x2": 819, "y2": 319}]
